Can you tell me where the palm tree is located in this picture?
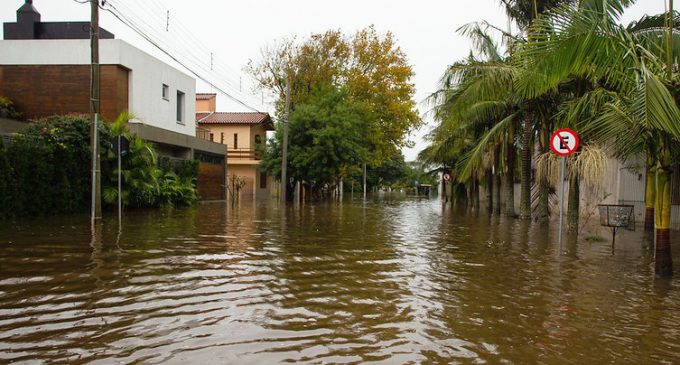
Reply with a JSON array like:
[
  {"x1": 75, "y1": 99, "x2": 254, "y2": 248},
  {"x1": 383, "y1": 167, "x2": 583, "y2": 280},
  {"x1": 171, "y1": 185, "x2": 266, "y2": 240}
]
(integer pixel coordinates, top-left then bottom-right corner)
[
  {"x1": 517, "y1": 0, "x2": 680, "y2": 276},
  {"x1": 424, "y1": 23, "x2": 522, "y2": 216},
  {"x1": 500, "y1": 0, "x2": 577, "y2": 220}
]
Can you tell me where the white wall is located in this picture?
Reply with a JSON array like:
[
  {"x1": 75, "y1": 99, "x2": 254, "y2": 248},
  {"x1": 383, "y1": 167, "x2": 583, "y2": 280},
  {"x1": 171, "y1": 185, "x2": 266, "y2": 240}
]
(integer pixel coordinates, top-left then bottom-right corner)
[{"x1": 0, "y1": 39, "x2": 195, "y2": 136}]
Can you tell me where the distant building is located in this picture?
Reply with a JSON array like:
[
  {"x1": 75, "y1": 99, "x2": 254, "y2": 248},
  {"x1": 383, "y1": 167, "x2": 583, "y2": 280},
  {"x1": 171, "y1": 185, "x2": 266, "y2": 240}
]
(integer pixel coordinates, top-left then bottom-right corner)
[
  {"x1": 4, "y1": 0, "x2": 115, "y2": 40},
  {"x1": 0, "y1": 0, "x2": 227, "y2": 200},
  {"x1": 196, "y1": 93, "x2": 274, "y2": 199}
]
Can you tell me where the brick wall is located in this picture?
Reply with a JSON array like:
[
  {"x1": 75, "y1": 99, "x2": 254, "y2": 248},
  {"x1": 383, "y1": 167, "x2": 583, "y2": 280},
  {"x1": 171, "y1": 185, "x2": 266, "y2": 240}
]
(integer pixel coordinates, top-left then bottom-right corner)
[{"x1": 0, "y1": 64, "x2": 128, "y2": 123}]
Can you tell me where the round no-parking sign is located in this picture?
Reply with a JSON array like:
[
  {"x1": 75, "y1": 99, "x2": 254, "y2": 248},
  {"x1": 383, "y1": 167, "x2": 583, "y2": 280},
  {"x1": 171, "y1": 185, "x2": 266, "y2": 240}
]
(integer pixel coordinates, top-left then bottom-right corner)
[{"x1": 550, "y1": 128, "x2": 579, "y2": 157}]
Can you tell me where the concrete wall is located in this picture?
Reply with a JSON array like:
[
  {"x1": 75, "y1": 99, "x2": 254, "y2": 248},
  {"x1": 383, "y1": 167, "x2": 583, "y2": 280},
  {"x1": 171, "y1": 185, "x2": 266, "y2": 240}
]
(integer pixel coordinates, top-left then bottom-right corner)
[
  {"x1": 202, "y1": 124, "x2": 250, "y2": 149},
  {"x1": 0, "y1": 118, "x2": 30, "y2": 134},
  {"x1": 196, "y1": 98, "x2": 216, "y2": 113},
  {"x1": 227, "y1": 165, "x2": 271, "y2": 199},
  {"x1": 200, "y1": 123, "x2": 268, "y2": 152},
  {"x1": 0, "y1": 39, "x2": 196, "y2": 136}
]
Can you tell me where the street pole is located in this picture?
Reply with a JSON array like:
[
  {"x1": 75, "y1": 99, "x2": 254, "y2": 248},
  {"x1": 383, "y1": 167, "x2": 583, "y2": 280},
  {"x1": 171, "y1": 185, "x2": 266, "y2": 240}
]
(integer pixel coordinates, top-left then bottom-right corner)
[
  {"x1": 280, "y1": 76, "x2": 290, "y2": 204},
  {"x1": 558, "y1": 156, "x2": 566, "y2": 251},
  {"x1": 90, "y1": 0, "x2": 102, "y2": 221},
  {"x1": 118, "y1": 135, "x2": 122, "y2": 224},
  {"x1": 363, "y1": 163, "x2": 367, "y2": 199},
  {"x1": 669, "y1": 0, "x2": 674, "y2": 81}
]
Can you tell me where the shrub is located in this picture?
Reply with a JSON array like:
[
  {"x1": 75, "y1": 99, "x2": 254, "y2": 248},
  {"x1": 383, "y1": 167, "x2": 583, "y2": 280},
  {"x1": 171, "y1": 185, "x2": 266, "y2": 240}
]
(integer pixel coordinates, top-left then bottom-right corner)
[
  {"x1": 102, "y1": 114, "x2": 198, "y2": 209},
  {"x1": 0, "y1": 114, "x2": 112, "y2": 216},
  {"x1": 0, "y1": 96, "x2": 23, "y2": 120},
  {"x1": 1, "y1": 113, "x2": 199, "y2": 218}
]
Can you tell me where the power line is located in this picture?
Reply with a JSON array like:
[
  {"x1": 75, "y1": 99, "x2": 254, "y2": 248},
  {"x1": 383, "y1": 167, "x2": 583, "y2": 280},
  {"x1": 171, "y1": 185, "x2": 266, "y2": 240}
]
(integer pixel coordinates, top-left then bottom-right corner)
[
  {"x1": 78, "y1": 0, "x2": 265, "y2": 112},
  {"x1": 107, "y1": 0, "x2": 260, "y2": 100}
]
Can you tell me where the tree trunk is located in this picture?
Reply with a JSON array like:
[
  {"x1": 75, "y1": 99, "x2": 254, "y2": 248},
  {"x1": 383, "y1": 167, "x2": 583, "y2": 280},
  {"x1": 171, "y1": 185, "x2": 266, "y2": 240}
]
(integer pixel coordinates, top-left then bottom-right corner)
[
  {"x1": 537, "y1": 126, "x2": 550, "y2": 225},
  {"x1": 486, "y1": 168, "x2": 493, "y2": 214},
  {"x1": 473, "y1": 175, "x2": 480, "y2": 211},
  {"x1": 456, "y1": 183, "x2": 467, "y2": 206},
  {"x1": 493, "y1": 144, "x2": 501, "y2": 215},
  {"x1": 504, "y1": 130, "x2": 516, "y2": 217},
  {"x1": 644, "y1": 157, "x2": 656, "y2": 232},
  {"x1": 655, "y1": 149, "x2": 673, "y2": 277},
  {"x1": 567, "y1": 173, "x2": 580, "y2": 232},
  {"x1": 520, "y1": 116, "x2": 532, "y2": 220},
  {"x1": 451, "y1": 181, "x2": 457, "y2": 205}
]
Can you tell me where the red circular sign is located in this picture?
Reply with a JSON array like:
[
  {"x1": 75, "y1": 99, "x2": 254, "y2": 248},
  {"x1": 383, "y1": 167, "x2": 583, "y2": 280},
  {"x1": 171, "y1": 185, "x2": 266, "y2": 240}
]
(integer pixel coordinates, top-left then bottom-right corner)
[
  {"x1": 443, "y1": 172, "x2": 451, "y2": 181},
  {"x1": 550, "y1": 128, "x2": 580, "y2": 157}
]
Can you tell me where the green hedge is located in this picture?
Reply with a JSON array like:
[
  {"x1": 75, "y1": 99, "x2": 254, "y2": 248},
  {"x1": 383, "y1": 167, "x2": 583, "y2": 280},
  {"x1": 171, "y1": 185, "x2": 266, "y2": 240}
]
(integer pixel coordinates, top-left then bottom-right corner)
[
  {"x1": 0, "y1": 115, "x2": 112, "y2": 217},
  {"x1": 0, "y1": 114, "x2": 199, "y2": 218}
]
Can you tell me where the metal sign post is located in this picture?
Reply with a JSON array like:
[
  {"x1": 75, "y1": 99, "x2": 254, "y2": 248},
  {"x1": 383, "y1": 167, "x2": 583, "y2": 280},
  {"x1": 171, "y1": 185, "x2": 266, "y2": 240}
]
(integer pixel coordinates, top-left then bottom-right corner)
[
  {"x1": 118, "y1": 135, "x2": 121, "y2": 223},
  {"x1": 558, "y1": 156, "x2": 566, "y2": 249},
  {"x1": 112, "y1": 135, "x2": 129, "y2": 225},
  {"x1": 550, "y1": 128, "x2": 580, "y2": 251}
]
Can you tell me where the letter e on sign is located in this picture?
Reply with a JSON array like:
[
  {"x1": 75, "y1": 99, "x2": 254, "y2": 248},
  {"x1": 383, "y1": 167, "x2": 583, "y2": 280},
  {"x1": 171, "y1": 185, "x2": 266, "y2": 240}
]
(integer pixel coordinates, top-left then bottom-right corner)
[{"x1": 550, "y1": 128, "x2": 579, "y2": 157}]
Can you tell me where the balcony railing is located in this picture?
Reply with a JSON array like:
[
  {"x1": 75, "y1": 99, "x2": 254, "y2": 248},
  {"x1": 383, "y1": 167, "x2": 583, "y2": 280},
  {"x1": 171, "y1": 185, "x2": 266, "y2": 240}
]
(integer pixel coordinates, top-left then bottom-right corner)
[
  {"x1": 228, "y1": 148, "x2": 261, "y2": 160},
  {"x1": 196, "y1": 127, "x2": 212, "y2": 141}
]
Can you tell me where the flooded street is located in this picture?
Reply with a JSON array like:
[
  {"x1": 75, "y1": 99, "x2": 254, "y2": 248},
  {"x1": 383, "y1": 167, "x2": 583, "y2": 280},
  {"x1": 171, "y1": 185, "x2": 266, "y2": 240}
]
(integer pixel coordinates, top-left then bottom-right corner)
[{"x1": 1, "y1": 197, "x2": 680, "y2": 364}]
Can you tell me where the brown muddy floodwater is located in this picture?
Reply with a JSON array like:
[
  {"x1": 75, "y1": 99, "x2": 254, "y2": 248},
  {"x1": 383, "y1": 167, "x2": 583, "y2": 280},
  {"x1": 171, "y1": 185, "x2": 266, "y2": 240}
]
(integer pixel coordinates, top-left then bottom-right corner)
[{"x1": 1, "y1": 197, "x2": 680, "y2": 364}]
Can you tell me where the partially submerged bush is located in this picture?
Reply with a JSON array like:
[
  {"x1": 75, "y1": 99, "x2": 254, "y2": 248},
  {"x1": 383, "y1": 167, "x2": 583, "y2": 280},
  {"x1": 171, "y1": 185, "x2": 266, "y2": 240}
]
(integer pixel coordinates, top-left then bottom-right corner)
[{"x1": 1, "y1": 113, "x2": 199, "y2": 218}]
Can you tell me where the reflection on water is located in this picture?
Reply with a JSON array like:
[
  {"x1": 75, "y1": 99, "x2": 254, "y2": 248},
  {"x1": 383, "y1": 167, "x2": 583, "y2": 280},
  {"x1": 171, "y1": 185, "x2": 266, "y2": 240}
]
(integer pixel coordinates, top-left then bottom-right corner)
[{"x1": 1, "y1": 198, "x2": 680, "y2": 364}]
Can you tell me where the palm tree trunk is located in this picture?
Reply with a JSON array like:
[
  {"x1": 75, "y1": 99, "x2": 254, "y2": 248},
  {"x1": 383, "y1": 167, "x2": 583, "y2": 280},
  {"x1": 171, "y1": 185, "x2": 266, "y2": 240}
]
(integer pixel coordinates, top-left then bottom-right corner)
[
  {"x1": 460, "y1": 183, "x2": 467, "y2": 206},
  {"x1": 486, "y1": 169, "x2": 493, "y2": 214},
  {"x1": 644, "y1": 157, "x2": 656, "y2": 232},
  {"x1": 537, "y1": 126, "x2": 549, "y2": 225},
  {"x1": 473, "y1": 175, "x2": 480, "y2": 211},
  {"x1": 504, "y1": 130, "x2": 516, "y2": 217},
  {"x1": 493, "y1": 144, "x2": 501, "y2": 215},
  {"x1": 449, "y1": 179, "x2": 458, "y2": 205},
  {"x1": 567, "y1": 173, "x2": 580, "y2": 232},
  {"x1": 520, "y1": 115, "x2": 533, "y2": 220},
  {"x1": 655, "y1": 143, "x2": 673, "y2": 277}
]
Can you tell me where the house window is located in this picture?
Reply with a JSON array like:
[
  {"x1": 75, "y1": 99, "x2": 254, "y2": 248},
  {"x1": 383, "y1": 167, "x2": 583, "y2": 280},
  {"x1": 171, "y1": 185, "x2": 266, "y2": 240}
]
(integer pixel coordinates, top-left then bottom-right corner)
[
  {"x1": 233, "y1": 133, "x2": 238, "y2": 149},
  {"x1": 255, "y1": 134, "x2": 262, "y2": 144},
  {"x1": 176, "y1": 90, "x2": 185, "y2": 123},
  {"x1": 162, "y1": 84, "x2": 169, "y2": 100},
  {"x1": 260, "y1": 171, "x2": 267, "y2": 189}
]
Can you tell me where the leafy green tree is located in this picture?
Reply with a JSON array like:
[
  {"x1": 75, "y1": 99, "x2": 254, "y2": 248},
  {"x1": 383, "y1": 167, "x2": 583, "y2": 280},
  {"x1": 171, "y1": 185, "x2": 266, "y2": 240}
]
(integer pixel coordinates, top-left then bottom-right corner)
[
  {"x1": 248, "y1": 26, "x2": 421, "y2": 187},
  {"x1": 261, "y1": 87, "x2": 368, "y2": 197}
]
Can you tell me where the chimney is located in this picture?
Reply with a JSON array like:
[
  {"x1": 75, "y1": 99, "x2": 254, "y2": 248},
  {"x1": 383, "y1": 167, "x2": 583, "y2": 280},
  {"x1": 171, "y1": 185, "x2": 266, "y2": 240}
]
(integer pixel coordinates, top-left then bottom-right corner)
[{"x1": 5, "y1": 0, "x2": 41, "y2": 39}]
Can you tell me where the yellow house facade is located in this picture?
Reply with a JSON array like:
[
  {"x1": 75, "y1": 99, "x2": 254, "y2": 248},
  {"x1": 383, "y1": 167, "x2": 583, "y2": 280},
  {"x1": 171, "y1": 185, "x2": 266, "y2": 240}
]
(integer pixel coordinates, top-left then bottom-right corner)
[{"x1": 196, "y1": 93, "x2": 274, "y2": 199}]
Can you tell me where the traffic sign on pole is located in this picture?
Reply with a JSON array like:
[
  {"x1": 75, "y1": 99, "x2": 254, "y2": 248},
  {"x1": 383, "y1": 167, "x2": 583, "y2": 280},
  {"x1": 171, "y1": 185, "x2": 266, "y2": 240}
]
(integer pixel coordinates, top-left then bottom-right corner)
[
  {"x1": 550, "y1": 128, "x2": 579, "y2": 157},
  {"x1": 550, "y1": 128, "x2": 579, "y2": 252}
]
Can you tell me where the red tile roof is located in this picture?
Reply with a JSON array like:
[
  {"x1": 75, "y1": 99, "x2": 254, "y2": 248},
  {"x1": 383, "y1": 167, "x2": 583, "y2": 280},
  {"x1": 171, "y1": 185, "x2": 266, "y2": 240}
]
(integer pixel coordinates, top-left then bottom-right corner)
[
  {"x1": 196, "y1": 112, "x2": 211, "y2": 121},
  {"x1": 196, "y1": 112, "x2": 274, "y2": 130},
  {"x1": 196, "y1": 93, "x2": 216, "y2": 100}
]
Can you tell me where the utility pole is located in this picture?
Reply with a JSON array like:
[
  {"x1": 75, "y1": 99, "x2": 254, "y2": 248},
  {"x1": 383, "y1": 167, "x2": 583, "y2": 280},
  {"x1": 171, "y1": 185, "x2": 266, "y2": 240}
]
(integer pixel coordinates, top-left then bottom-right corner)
[
  {"x1": 280, "y1": 76, "x2": 290, "y2": 203},
  {"x1": 668, "y1": 0, "x2": 674, "y2": 80},
  {"x1": 363, "y1": 163, "x2": 367, "y2": 199},
  {"x1": 90, "y1": 0, "x2": 102, "y2": 221}
]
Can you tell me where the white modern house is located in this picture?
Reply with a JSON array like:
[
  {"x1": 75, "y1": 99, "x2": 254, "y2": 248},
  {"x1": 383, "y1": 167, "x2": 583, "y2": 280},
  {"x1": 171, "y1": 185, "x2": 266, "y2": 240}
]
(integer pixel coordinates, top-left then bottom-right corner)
[
  {"x1": 0, "y1": 0, "x2": 227, "y2": 199},
  {"x1": 0, "y1": 38, "x2": 196, "y2": 137}
]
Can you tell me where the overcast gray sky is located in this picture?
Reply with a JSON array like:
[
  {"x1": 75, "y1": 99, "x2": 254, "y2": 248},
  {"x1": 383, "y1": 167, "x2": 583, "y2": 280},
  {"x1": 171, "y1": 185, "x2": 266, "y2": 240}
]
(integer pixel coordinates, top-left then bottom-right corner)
[{"x1": 0, "y1": 0, "x2": 667, "y2": 160}]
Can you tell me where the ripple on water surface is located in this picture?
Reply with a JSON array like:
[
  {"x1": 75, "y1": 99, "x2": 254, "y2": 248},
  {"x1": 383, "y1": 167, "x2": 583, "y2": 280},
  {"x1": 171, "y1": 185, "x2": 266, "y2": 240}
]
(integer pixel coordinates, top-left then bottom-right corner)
[{"x1": 1, "y1": 199, "x2": 680, "y2": 364}]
